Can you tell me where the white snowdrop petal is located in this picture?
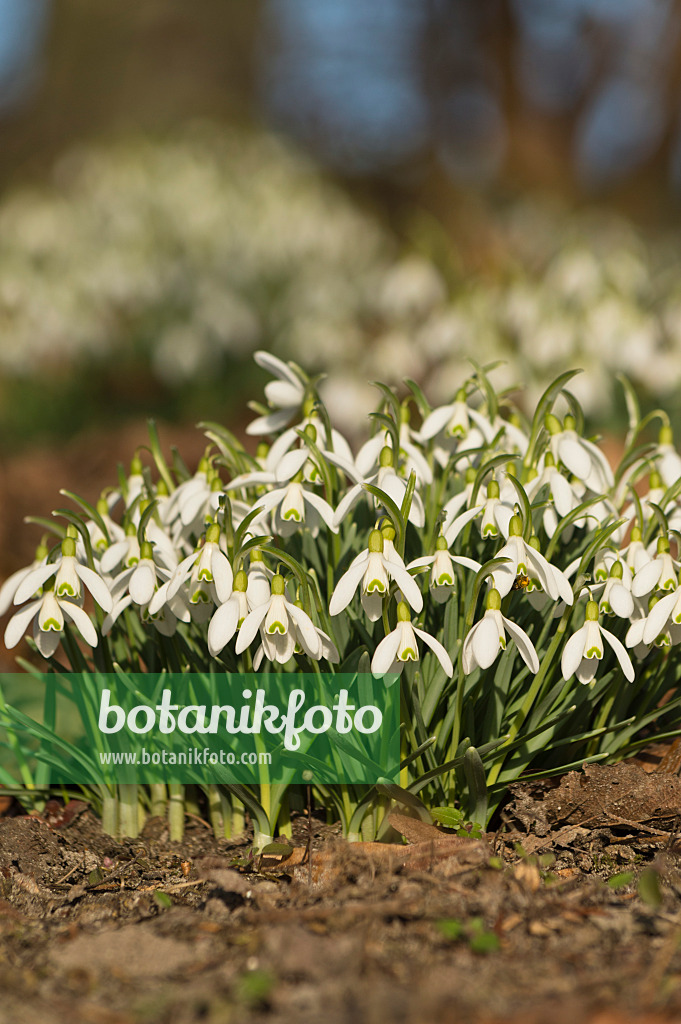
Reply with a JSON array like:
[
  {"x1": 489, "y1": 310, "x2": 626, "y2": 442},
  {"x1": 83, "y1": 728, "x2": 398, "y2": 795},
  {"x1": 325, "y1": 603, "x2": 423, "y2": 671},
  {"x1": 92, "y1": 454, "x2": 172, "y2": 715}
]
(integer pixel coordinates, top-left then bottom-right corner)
[
  {"x1": 129, "y1": 563, "x2": 156, "y2": 605},
  {"x1": 642, "y1": 591, "x2": 677, "y2": 645},
  {"x1": 235, "y1": 603, "x2": 269, "y2": 654},
  {"x1": 632, "y1": 559, "x2": 663, "y2": 598},
  {"x1": 606, "y1": 583, "x2": 634, "y2": 620},
  {"x1": 329, "y1": 557, "x2": 369, "y2": 616},
  {"x1": 61, "y1": 602, "x2": 98, "y2": 647},
  {"x1": 470, "y1": 614, "x2": 502, "y2": 671},
  {"x1": 600, "y1": 627, "x2": 636, "y2": 682},
  {"x1": 502, "y1": 616, "x2": 540, "y2": 674},
  {"x1": 4, "y1": 600, "x2": 41, "y2": 649},
  {"x1": 414, "y1": 627, "x2": 454, "y2": 676},
  {"x1": 371, "y1": 628, "x2": 403, "y2": 675},
  {"x1": 208, "y1": 598, "x2": 240, "y2": 657},
  {"x1": 13, "y1": 563, "x2": 57, "y2": 605},
  {"x1": 561, "y1": 624, "x2": 589, "y2": 680},
  {"x1": 287, "y1": 603, "x2": 323, "y2": 659},
  {"x1": 75, "y1": 564, "x2": 114, "y2": 613},
  {"x1": 254, "y1": 350, "x2": 302, "y2": 388}
]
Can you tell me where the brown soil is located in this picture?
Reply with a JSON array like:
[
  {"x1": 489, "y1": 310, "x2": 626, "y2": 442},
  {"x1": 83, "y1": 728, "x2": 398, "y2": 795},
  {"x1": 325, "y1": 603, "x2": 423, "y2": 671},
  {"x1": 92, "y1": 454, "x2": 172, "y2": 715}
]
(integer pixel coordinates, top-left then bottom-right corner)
[{"x1": 2, "y1": 764, "x2": 681, "y2": 1024}]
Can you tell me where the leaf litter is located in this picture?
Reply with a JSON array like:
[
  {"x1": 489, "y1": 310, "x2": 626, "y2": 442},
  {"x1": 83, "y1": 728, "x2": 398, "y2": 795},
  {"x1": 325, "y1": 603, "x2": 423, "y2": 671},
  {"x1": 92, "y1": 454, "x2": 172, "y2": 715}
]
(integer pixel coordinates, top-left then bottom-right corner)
[{"x1": 2, "y1": 760, "x2": 681, "y2": 1024}]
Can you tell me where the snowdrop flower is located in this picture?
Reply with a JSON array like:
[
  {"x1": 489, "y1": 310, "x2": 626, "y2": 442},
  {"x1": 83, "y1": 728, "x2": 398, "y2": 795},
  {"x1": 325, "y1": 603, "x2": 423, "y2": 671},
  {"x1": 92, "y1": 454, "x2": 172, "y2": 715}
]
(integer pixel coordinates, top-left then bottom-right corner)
[
  {"x1": 226, "y1": 447, "x2": 336, "y2": 538},
  {"x1": 235, "y1": 574, "x2": 325, "y2": 664},
  {"x1": 0, "y1": 540, "x2": 49, "y2": 616},
  {"x1": 264, "y1": 411, "x2": 354, "y2": 477},
  {"x1": 594, "y1": 560, "x2": 634, "y2": 619},
  {"x1": 207, "y1": 570, "x2": 250, "y2": 657},
  {"x1": 408, "y1": 535, "x2": 481, "y2": 603},
  {"x1": 479, "y1": 478, "x2": 515, "y2": 539},
  {"x1": 637, "y1": 574, "x2": 681, "y2": 646},
  {"x1": 163, "y1": 462, "x2": 224, "y2": 541},
  {"x1": 5, "y1": 584, "x2": 98, "y2": 658},
  {"x1": 246, "y1": 351, "x2": 306, "y2": 436},
  {"x1": 462, "y1": 588, "x2": 539, "y2": 675},
  {"x1": 418, "y1": 388, "x2": 492, "y2": 447},
  {"x1": 545, "y1": 413, "x2": 614, "y2": 493},
  {"x1": 13, "y1": 536, "x2": 113, "y2": 614},
  {"x1": 87, "y1": 496, "x2": 126, "y2": 554},
  {"x1": 354, "y1": 409, "x2": 432, "y2": 486},
  {"x1": 561, "y1": 599, "x2": 635, "y2": 683},
  {"x1": 440, "y1": 467, "x2": 477, "y2": 532},
  {"x1": 149, "y1": 523, "x2": 234, "y2": 616},
  {"x1": 110, "y1": 540, "x2": 169, "y2": 607},
  {"x1": 331, "y1": 445, "x2": 425, "y2": 529},
  {"x1": 491, "y1": 515, "x2": 574, "y2": 604},
  {"x1": 371, "y1": 601, "x2": 453, "y2": 679},
  {"x1": 655, "y1": 425, "x2": 681, "y2": 490},
  {"x1": 329, "y1": 528, "x2": 423, "y2": 621},
  {"x1": 631, "y1": 535, "x2": 679, "y2": 599},
  {"x1": 526, "y1": 453, "x2": 583, "y2": 539}
]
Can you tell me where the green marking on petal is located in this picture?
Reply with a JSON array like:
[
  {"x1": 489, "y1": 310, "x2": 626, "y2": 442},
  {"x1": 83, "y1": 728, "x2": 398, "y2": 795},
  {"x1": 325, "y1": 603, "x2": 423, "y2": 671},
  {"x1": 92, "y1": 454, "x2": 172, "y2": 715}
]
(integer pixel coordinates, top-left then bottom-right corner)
[
  {"x1": 398, "y1": 647, "x2": 417, "y2": 662},
  {"x1": 366, "y1": 579, "x2": 387, "y2": 594},
  {"x1": 42, "y1": 618, "x2": 61, "y2": 632},
  {"x1": 56, "y1": 583, "x2": 77, "y2": 597},
  {"x1": 436, "y1": 574, "x2": 453, "y2": 586},
  {"x1": 198, "y1": 568, "x2": 213, "y2": 582},
  {"x1": 585, "y1": 646, "x2": 602, "y2": 659},
  {"x1": 191, "y1": 589, "x2": 211, "y2": 605},
  {"x1": 267, "y1": 620, "x2": 286, "y2": 635},
  {"x1": 283, "y1": 509, "x2": 302, "y2": 521}
]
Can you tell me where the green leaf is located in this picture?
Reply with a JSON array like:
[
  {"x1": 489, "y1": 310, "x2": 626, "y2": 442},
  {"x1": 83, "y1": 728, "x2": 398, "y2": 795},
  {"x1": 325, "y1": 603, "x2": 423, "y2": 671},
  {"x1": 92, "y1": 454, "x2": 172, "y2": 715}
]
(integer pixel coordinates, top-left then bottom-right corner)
[
  {"x1": 430, "y1": 807, "x2": 464, "y2": 828},
  {"x1": 607, "y1": 871, "x2": 634, "y2": 889},
  {"x1": 638, "y1": 867, "x2": 662, "y2": 909}
]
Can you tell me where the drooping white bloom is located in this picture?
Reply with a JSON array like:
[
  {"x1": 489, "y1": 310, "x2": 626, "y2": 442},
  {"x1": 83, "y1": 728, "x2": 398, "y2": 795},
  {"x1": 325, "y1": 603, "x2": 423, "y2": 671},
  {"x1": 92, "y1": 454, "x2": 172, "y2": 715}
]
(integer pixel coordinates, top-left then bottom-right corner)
[
  {"x1": 5, "y1": 587, "x2": 98, "y2": 658},
  {"x1": 246, "y1": 351, "x2": 307, "y2": 436},
  {"x1": 545, "y1": 413, "x2": 614, "y2": 493},
  {"x1": 654, "y1": 425, "x2": 681, "y2": 490},
  {"x1": 354, "y1": 412, "x2": 432, "y2": 486},
  {"x1": 491, "y1": 515, "x2": 574, "y2": 604},
  {"x1": 638, "y1": 577, "x2": 681, "y2": 646},
  {"x1": 526, "y1": 452, "x2": 583, "y2": 539},
  {"x1": 418, "y1": 388, "x2": 493, "y2": 447},
  {"x1": 593, "y1": 560, "x2": 634, "y2": 620},
  {"x1": 14, "y1": 536, "x2": 113, "y2": 614},
  {"x1": 561, "y1": 599, "x2": 635, "y2": 684},
  {"x1": 478, "y1": 478, "x2": 515, "y2": 540},
  {"x1": 264, "y1": 414, "x2": 354, "y2": 477},
  {"x1": 408, "y1": 534, "x2": 481, "y2": 603},
  {"x1": 151, "y1": 523, "x2": 234, "y2": 613},
  {"x1": 226, "y1": 447, "x2": 337, "y2": 538},
  {"x1": 235, "y1": 573, "x2": 328, "y2": 665},
  {"x1": 329, "y1": 528, "x2": 423, "y2": 621},
  {"x1": 207, "y1": 570, "x2": 250, "y2": 657},
  {"x1": 462, "y1": 588, "x2": 539, "y2": 675},
  {"x1": 371, "y1": 601, "x2": 453, "y2": 678},
  {"x1": 330, "y1": 444, "x2": 425, "y2": 529},
  {"x1": 631, "y1": 536, "x2": 679, "y2": 599},
  {"x1": 0, "y1": 541, "x2": 49, "y2": 616}
]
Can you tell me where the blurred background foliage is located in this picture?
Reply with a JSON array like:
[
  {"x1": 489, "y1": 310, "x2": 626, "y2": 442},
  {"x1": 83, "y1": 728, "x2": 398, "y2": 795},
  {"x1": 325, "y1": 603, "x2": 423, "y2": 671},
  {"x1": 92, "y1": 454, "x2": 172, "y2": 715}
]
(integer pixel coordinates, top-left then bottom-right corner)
[{"x1": 1, "y1": 0, "x2": 681, "y2": 450}]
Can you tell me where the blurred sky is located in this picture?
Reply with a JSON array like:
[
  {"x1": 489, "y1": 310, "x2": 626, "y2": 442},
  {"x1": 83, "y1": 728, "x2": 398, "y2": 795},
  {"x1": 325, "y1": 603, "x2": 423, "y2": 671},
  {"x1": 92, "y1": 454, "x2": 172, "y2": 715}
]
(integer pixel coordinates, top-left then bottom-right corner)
[{"x1": 1, "y1": 0, "x2": 680, "y2": 203}]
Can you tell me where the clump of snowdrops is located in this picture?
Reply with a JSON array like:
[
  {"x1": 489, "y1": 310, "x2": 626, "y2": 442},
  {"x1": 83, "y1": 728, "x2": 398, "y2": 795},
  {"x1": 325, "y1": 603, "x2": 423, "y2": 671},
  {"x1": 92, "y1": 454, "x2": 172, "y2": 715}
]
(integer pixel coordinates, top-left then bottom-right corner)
[{"x1": 3, "y1": 352, "x2": 681, "y2": 844}]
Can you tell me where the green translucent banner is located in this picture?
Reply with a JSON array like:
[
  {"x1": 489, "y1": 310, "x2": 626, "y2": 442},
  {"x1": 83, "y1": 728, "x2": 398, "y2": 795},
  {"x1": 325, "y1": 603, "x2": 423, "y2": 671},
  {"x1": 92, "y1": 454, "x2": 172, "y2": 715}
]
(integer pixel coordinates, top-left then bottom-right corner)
[{"x1": 0, "y1": 672, "x2": 400, "y2": 785}]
